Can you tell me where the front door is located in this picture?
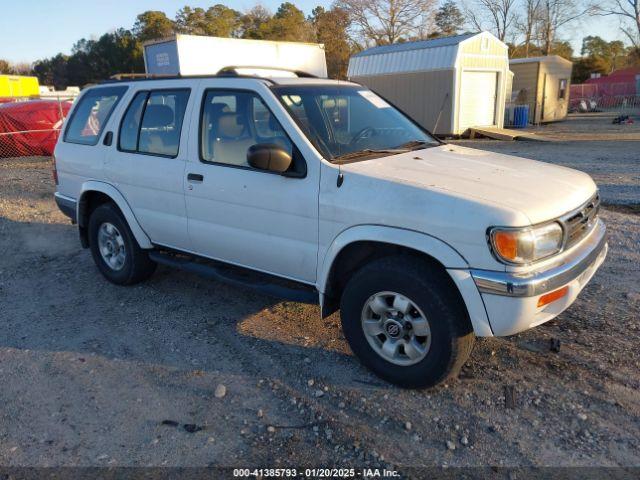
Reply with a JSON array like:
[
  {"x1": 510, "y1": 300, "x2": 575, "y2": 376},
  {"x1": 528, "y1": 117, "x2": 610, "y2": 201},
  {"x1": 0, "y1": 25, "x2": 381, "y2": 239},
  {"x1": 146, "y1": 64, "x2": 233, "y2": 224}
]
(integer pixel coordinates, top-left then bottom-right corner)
[
  {"x1": 104, "y1": 86, "x2": 193, "y2": 250},
  {"x1": 184, "y1": 84, "x2": 319, "y2": 283}
]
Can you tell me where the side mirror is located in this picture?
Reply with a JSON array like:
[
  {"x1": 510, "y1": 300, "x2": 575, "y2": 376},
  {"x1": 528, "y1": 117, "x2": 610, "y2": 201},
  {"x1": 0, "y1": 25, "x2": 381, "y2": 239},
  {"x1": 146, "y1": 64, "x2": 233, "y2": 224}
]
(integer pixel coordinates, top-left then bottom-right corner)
[{"x1": 247, "y1": 144, "x2": 292, "y2": 173}]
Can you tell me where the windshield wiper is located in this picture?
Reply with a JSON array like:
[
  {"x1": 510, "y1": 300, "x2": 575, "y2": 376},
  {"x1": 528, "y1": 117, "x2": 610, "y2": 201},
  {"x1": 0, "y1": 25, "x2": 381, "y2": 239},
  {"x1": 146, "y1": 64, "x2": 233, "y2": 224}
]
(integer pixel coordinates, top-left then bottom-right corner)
[
  {"x1": 332, "y1": 148, "x2": 409, "y2": 163},
  {"x1": 394, "y1": 140, "x2": 437, "y2": 151}
]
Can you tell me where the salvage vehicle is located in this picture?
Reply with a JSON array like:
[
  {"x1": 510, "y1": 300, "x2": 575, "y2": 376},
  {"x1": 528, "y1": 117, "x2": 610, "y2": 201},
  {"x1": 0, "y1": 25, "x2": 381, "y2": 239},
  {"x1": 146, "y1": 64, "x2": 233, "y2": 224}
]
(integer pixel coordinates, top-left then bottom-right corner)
[{"x1": 53, "y1": 69, "x2": 607, "y2": 388}]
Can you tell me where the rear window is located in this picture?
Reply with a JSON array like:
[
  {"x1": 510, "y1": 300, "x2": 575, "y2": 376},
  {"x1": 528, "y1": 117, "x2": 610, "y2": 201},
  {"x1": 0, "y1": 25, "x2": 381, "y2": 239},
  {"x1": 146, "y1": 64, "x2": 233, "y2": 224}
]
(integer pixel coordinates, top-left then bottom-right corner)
[
  {"x1": 118, "y1": 89, "x2": 190, "y2": 157},
  {"x1": 64, "y1": 86, "x2": 127, "y2": 145}
]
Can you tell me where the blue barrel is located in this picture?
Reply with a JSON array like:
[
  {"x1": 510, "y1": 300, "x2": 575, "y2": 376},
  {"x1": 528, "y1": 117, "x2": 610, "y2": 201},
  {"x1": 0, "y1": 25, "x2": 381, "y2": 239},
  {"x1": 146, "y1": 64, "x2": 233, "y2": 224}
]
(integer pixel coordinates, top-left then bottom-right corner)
[{"x1": 511, "y1": 105, "x2": 529, "y2": 128}]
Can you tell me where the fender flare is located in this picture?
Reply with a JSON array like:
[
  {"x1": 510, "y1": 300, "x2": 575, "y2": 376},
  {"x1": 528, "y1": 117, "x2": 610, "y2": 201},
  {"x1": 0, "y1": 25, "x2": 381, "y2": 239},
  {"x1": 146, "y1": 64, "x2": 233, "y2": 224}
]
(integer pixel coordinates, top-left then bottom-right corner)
[
  {"x1": 317, "y1": 225, "x2": 494, "y2": 337},
  {"x1": 78, "y1": 181, "x2": 153, "y2": 249},
  {"x1": 318, "y1": 225, "x2": 469, "y2": 293}
]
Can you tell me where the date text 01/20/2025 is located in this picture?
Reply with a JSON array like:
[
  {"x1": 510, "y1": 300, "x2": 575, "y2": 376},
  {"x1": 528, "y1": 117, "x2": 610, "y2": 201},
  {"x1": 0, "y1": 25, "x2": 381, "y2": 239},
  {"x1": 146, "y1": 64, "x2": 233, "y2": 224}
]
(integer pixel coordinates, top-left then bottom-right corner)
[{"x1": 232, "y1": 468, "x2": 400, "y2": 477}]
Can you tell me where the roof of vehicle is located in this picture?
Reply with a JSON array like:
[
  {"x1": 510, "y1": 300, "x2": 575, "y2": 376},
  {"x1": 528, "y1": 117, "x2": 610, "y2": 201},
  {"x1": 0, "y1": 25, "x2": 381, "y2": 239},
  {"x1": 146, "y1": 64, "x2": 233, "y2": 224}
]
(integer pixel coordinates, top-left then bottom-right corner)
[
  {"x1": 267, "y1": 78, "x2": 358, "y2": 86},
  {"x1": 98, "y1": 74, "x2": 358, "y2": 88}
]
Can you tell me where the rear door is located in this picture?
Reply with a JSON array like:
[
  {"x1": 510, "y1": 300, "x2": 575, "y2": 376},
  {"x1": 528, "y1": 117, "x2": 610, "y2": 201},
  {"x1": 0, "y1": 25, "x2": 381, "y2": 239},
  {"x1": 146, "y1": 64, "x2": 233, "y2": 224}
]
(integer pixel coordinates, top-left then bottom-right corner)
[
  {"x1": 104, "y1": 82, "x2": 196, "y2": 250},
  {"x1": 183, "y1": 79, "x2": 320, "y2": 283},
  {"x1": 459, "y1": 71, "x2": 498, "y2": 131}
]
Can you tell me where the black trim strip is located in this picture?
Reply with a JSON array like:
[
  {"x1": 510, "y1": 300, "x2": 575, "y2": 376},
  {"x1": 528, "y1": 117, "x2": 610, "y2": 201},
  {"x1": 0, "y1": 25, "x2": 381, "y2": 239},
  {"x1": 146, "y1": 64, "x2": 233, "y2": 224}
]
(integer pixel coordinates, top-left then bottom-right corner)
[{"x1": 148, "y1": 251, "x2": 318, "y2": 304}]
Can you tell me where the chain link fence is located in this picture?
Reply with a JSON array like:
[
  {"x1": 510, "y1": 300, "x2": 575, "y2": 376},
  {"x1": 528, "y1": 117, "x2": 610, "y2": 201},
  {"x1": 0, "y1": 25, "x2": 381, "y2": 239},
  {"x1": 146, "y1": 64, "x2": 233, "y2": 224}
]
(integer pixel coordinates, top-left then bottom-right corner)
[
  {"x1": 0, "y1": 96, "x2": 75, "y2": 159},
  {"x1": 569, "y1": 82, "x2": 640, "y2": 116}
]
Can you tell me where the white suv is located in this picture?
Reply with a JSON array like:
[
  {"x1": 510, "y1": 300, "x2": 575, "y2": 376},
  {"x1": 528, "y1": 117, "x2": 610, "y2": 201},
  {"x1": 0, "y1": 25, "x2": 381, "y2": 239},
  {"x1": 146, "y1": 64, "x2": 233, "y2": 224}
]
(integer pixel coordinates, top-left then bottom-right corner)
[{"x1": 54, "y1": 71, "x2": 607, "y2": 388}]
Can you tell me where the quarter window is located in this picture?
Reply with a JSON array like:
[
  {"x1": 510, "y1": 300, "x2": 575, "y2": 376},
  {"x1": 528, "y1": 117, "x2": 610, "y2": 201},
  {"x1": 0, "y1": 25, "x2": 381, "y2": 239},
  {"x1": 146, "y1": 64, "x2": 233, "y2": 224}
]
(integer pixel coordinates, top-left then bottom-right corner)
[
  {"x1": 118, "y1": 89, "x2": 190, "y2": 157},
  {"x1": 200, "y1": 90, "x2": 293, "y2": 168},
  {"x1": 64, "y1": 86, "x2": 127, "y2": 145}
]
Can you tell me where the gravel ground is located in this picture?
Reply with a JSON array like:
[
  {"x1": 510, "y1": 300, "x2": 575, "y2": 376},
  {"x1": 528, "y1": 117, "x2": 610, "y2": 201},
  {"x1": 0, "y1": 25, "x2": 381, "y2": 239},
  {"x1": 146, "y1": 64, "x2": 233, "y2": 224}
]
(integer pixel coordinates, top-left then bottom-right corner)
[{"x1": 0, "y1": 141, "x2": 639, "y2": 472}]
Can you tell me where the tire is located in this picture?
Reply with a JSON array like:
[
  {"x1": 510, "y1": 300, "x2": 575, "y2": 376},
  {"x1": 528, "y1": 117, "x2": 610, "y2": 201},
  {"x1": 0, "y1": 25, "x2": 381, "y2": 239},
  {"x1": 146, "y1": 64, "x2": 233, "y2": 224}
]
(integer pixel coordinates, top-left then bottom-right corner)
[
  {"x1": 340, "y1": 256, "x2": 475, "y2": 388},
  {"x1": 88, "y1": 202, "x2": 156, "y2": 285}
]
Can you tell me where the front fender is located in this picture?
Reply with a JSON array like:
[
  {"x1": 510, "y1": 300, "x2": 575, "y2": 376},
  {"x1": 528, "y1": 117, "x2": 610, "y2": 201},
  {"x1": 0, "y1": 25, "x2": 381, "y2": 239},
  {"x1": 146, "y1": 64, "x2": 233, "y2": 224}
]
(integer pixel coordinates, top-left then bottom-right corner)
[
  {"x1": 317, "y1": 225, "x2": 494, "y2": 337},
  {"x1": 318, "y1": 225, "x2": 469, "y2": 292},
  {"x1": 78, "y1": 181, "x2": 153, "y2": 249}
]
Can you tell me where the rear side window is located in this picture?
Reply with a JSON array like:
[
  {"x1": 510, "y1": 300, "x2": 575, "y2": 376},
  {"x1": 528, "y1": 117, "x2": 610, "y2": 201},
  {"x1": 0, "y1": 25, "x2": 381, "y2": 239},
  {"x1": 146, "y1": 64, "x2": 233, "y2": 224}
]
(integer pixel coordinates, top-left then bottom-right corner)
[
  {"x1": 64, "y1": 86, "x2": 127, "y2": 145},
  {"x1": 118, "y1": 89, "x2": 190, "y2": 158}
]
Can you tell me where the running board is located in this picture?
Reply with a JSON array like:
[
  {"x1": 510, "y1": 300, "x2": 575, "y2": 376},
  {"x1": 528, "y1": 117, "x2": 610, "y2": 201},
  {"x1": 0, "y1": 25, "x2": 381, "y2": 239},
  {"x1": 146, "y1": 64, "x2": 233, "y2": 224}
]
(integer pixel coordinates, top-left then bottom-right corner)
[{"x1": 148, "y1": 251, "x2": 318, "y2": 304}]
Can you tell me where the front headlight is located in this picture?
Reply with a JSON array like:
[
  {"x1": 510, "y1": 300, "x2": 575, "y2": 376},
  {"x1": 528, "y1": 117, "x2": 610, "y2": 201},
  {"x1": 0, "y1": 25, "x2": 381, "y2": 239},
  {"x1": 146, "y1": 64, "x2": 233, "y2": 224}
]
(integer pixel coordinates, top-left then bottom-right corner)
[{"x1": 489, "y1": 222, "x2": 563, "y2": 264}]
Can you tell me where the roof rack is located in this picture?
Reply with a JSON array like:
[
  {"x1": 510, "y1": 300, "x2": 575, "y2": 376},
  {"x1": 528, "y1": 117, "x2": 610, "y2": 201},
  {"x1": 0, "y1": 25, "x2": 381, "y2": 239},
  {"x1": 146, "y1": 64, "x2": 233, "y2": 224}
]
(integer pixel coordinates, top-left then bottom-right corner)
[
  {"x1": 109, "y1": 73, "x2": 174, "y2": 80},
  {"x1": 216, "y1": 66, "x2": 318, "y2": 78},
  {"x1": 101, "y1": 66, "x2": 318, "y2": 85}
]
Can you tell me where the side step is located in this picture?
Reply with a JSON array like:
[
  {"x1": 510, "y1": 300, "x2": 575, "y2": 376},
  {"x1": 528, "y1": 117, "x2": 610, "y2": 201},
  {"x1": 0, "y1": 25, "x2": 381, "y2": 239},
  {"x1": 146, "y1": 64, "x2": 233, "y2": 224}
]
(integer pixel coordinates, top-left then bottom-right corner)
[{"x1": 148, "y1": 251, "x2": 319, "y2": 304}]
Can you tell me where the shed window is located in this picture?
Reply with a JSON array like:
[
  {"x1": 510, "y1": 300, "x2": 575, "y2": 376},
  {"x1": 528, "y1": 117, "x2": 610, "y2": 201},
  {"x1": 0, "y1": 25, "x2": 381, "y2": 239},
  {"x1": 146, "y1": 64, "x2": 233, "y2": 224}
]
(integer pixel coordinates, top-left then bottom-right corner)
[{"x1": 558, "y1": 79, "x2": 568, "y2": 99}]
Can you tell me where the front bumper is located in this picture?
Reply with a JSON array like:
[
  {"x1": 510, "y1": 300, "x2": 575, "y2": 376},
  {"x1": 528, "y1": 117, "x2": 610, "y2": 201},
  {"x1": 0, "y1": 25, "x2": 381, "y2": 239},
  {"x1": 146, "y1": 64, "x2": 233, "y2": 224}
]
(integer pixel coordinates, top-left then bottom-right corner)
[
  {"x1": 470, "y1": 219, "x2": 607, "y2": 336},
  {"x1": 54, "y1": 192, "x2": 77, "y2": 223}
]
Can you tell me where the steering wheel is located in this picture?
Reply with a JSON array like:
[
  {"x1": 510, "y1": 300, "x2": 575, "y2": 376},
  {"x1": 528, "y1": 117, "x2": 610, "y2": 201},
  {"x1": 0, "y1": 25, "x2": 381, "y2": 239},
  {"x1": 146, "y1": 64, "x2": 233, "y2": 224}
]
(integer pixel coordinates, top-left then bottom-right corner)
[{"x1": 350, "y1": 127, "x2": 377, "y2": 145}]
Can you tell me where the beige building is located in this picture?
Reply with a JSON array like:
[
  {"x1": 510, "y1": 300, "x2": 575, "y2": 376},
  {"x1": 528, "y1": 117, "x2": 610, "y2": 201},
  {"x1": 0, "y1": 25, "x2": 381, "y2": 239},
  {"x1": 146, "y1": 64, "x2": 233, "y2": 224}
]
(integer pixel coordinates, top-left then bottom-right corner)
[
  {"x1": 347, "y1": 32, "x2": 510, "y2": 136},
  {"x1": 509, "y1": 55, "x2": 573, "y2": 124}
]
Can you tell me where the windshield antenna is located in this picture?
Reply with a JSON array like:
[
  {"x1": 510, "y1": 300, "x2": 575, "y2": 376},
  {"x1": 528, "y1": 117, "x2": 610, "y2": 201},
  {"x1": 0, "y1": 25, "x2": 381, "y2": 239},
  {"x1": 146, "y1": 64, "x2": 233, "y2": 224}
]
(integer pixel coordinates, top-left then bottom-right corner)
[{"x1": 337, "y1": 165, "x2": 344, "y2": 188}]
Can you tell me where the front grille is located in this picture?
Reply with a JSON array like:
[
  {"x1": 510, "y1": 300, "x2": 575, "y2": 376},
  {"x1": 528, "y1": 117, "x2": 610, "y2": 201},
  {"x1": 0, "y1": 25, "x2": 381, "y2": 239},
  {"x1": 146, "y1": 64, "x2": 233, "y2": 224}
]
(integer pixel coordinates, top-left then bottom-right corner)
[{"x1": 562, "y1": 193, "x2": 600, "y2": 249}]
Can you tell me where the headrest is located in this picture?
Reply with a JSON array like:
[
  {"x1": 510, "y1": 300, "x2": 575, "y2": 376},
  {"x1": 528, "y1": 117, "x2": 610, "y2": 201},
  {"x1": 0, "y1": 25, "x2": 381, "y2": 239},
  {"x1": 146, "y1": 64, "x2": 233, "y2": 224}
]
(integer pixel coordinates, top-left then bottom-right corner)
[
  {"x1": 209, "y1": 103, "x2": 230, "y2": 115},
  {"x1": 143, "y1": 104, "x2": 174, "y2": 128},
  {"x1": 216, "y1": 113, "x2": 245, "y2": 138}
]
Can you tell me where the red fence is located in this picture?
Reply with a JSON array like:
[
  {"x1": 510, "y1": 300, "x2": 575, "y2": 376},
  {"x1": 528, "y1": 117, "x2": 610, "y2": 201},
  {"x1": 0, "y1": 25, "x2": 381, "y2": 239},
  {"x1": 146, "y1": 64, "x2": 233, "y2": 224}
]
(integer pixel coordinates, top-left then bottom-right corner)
[
  {"x1": 0, "y1": 97, "x2": 73, "y2": 158},
  {"x1": 569, "y1": 82, "x2": 639, "y2": 114}
]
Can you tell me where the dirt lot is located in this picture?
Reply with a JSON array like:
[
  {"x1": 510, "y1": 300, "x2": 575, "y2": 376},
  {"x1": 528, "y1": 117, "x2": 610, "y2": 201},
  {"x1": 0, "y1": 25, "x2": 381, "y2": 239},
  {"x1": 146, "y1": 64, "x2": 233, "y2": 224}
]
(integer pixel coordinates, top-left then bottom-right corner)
[{"x1": 0, "y1": 122, "x2": 639, "y2": 473}]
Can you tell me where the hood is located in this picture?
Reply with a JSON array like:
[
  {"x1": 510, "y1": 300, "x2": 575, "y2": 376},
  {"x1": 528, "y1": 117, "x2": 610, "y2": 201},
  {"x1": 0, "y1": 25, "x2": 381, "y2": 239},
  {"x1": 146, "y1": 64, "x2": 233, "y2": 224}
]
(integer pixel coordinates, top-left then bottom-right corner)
[{"x1": 341, "y1": 144, "x2": 597, "y2": 225}]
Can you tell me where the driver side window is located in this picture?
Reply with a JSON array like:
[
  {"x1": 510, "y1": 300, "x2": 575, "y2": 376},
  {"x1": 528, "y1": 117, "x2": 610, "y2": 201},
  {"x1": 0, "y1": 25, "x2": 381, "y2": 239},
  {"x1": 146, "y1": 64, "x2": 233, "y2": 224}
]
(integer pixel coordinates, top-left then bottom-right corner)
[{"x1": 200, "y1": 90, "x2": 293, "y2": 168}]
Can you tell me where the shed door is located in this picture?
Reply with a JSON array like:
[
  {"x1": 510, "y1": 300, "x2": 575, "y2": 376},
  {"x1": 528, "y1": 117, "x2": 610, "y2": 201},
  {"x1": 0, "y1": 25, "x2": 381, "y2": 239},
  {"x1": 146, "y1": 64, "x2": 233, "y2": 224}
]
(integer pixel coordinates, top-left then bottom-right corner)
[{"x1": 459, "y1": 71, "x2": 498, "y2": 132}]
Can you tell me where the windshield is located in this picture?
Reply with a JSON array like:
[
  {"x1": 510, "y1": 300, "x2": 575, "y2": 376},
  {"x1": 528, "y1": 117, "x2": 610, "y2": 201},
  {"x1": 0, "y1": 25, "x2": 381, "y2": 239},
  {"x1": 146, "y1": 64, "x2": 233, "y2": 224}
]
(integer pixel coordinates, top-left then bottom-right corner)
[{"x1": 272, "y1": 85, "x2": 439, "y2": 162}]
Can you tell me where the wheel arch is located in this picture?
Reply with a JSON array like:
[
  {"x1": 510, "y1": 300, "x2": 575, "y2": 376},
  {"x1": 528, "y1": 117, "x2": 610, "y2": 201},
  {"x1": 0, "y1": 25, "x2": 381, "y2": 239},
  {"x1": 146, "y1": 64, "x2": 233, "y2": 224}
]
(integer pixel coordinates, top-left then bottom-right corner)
[
  {"x1": 77, "y1": 181, "x2": 152, "y2": 249},
  {"x1": 318, "y1": 225, "x2": 493, "y2": 336}
]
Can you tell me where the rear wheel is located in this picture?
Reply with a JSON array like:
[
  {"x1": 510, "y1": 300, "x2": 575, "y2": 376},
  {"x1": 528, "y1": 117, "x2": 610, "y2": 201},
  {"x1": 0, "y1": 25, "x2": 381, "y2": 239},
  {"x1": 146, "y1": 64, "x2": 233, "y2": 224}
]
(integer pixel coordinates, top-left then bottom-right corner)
[
  {"x1": 88, "y1": 203, "x2": 156, "y2": 285},
  {"x1": 340, "y1": 256, "x2": 474, "y2": 388}
]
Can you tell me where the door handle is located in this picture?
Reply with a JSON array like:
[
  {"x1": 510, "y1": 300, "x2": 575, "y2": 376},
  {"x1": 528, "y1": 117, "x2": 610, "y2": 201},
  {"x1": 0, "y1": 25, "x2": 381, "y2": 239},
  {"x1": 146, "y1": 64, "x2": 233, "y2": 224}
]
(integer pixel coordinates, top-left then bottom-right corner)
[{"x1": 187, "y1": 173, "x2": 204, "y2": 182}]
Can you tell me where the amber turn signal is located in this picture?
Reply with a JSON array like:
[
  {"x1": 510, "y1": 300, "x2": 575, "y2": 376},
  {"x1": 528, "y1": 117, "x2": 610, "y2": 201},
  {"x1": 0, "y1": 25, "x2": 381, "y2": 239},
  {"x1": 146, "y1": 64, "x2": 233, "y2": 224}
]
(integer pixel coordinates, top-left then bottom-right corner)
[
  {"x1": 493, "y1": 230, "x2": 518, "y2": 261},
  {"x1": 537, "y1": 286, "x2": 569, "y2": 308}
]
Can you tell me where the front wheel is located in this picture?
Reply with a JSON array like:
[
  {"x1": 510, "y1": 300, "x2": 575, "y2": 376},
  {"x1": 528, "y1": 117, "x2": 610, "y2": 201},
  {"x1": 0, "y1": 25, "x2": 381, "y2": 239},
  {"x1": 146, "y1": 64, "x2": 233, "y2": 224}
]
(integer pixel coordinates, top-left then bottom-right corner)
[
  {"x1": 340, "y1": 256, "x2": 475, "y2": 388},
  {"x1": 88, "y1": 203, "x2": 156, "y2": 285}
]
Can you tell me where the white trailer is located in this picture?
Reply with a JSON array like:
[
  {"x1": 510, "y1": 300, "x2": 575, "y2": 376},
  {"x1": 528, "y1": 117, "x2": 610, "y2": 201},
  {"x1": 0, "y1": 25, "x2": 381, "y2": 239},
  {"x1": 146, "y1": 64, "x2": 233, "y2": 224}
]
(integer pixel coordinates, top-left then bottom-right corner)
[{"x1": 144, "y1": 35, "x2": 327, "y2": 78}]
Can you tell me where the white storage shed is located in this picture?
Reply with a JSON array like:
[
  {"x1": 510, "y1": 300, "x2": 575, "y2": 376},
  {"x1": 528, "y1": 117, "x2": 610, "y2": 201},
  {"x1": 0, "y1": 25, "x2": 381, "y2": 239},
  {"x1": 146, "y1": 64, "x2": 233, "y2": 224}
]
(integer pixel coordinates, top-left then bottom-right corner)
[
  {"x1": 144, "y1": 34, "x2": 327, "y2": 78},
  {"x1": 348, "y1": 32, "x2": 510, "y2": 136}
]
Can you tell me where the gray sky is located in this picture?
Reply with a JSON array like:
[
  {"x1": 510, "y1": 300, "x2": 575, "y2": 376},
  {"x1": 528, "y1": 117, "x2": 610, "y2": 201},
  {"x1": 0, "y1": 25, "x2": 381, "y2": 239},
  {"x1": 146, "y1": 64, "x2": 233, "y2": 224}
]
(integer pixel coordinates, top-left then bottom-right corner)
[{"x1": 0, "y1": 0, "x2": 628, "y2": 64}]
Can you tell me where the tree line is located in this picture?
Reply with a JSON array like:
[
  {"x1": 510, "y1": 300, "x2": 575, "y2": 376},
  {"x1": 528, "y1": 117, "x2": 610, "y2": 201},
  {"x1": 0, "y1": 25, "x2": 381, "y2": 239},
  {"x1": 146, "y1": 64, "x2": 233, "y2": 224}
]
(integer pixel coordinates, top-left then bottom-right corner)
[{"x1": 1, "y1": 0, "x2": 638, "y2": 89}]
